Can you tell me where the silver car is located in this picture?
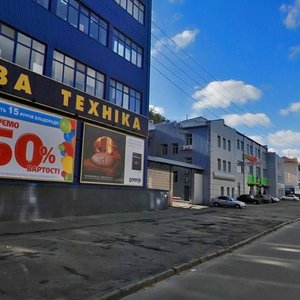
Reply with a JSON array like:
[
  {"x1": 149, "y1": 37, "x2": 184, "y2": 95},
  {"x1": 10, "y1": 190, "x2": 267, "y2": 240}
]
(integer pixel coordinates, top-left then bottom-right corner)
[
  {"x1": 211, "y1": 196, "x2": 246, "y2": 209},
  {"x1": 280, "y1": 194, "x2": 299, "y2": 201}
]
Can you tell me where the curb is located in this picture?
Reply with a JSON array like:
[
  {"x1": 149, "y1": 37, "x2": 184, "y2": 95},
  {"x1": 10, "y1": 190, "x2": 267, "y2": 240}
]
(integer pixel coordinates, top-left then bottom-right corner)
[{"x1": 97, "y1": 217, "x2": 300, "y2": 300}]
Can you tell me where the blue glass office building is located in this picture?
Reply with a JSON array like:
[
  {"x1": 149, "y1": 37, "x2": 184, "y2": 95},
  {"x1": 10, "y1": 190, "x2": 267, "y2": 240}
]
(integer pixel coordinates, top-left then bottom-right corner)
[{"x1": 0, "y1": 0, "x2": 160, "y2": 221}]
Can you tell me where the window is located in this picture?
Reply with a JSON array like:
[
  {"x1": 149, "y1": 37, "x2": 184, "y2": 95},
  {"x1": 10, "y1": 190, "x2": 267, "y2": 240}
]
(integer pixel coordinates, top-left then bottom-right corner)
[
  {"x1": 185, "y1": 134, "x2": 192, "y2": 146},
  {"x1": 172, "y1": 143, "x2": 178, "y2": 154},
  {"x1": 258, "y1": 149, "x2": 261, "y2": 159},
  {"x1": 237, "y1": 139, "x2": 240, "y2": 149},
  {"x1": 223, "y1": 160, "x2": 226, "y2": 172},
  {"x1": 223, "y1": 138, "x2": 226, "y2": 150},
  {"x1": 227, "y1": 187, "x2": 230, "y2": 196},
  {"x1": 256, "y1": 167, "x2": 261, "y2": 178},
  {"x1": 161, "y1": 144, "x2": 168, "y2": 155},
  {"x1": 249, "y1": 165, "x2": 253, "y2": 175},
  {"x1": 173, "y1": 171, "x2": 178, "y2": 183},
  {"x1": 52, "y1": 50, "x2": 105, "y2": 98},
  {"x1": 221, "y1": 187, "x2": 224, "y2": 196},
  {"x1": 228, "y1": 161, "x2": 231, "y2": 173},
  {"x1": 241, "y1": 141, "x2": 244, "y2": 151},
  {"x1": 33, "y1": 0, "x2": 49, "y2": 9},
  {"x1": 247, "y1": 144, "x2": 250, "y2": 154},
  {"x1": 113, "y1": 29, "x2": 143, "y2": 68},
  {"x1": 263, "y1": 169, "x2": 267, "y2": 178},
  {"x1": 250, "y1": 145, "x2": 253, "y2": 155},
  {"x1": 217, "y1": 159, "x2": 221, "y2": 171},
  {"x1": 217, "y1": 135, "x2": 221, "y2": 148},
  {"x1": 56, "y1": 0, "x2": 108, "y2": 46},
  {"x1": 0, "y1": 23, "x2": 45, "y2": 74},
  {"x1": 237, "y1": 161, "x2": 244, "y2": 173},
  {"x1": 110, "y1": 79, "x2": 141, "y2": 113},
  {"x1": 228, "y1": 140, "x2": 231, "y2": 152},
  {"x1": 115, "y1": 0, "x2": 145, "y2": 24},
  {"x1": 231, "y1": 187, "x2": 235, "y2": 198}
]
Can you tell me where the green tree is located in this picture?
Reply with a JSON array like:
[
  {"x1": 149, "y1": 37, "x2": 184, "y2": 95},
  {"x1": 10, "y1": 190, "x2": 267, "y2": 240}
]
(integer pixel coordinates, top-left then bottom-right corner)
[{"x1": 149, "y1": 107, "x2": 167, "y2": 124}]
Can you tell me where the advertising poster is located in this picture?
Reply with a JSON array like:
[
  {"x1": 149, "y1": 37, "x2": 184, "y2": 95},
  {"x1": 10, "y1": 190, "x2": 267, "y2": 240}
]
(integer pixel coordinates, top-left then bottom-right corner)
[
  {"x1": 0, "y1": 98, "x2": 77, "y2": 182},
  {"x1": 80, "y1": 123, "x2": 144, "y2": 186}
]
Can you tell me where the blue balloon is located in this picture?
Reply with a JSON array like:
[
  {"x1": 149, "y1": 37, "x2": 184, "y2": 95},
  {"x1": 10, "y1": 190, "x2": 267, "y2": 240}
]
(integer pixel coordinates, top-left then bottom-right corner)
[
  {"x1": 60, "y1": 150, "x2": 66, "y2": 156},
  {"x1": 64, "y1": 133, "x2": 72, "y2": 143},
  {"x1": 69, "y1": 130, "x2": 75, "y2": 139}
]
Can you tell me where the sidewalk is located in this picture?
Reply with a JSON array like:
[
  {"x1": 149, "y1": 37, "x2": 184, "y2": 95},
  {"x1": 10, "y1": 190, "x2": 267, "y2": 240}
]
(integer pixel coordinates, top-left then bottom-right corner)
[{"x1": 0, "y1": 201, "x2": 299, "y2": 299}]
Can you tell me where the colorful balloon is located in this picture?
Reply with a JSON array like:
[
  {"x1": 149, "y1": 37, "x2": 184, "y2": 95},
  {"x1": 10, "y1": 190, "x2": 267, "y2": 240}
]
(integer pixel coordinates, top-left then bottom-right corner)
[
  {"x1": 60, "y1": 118, "x2": 71, "y2": 134},
  {"x1": 61, "y1": 156, "x2": 73, "y2": 174}
]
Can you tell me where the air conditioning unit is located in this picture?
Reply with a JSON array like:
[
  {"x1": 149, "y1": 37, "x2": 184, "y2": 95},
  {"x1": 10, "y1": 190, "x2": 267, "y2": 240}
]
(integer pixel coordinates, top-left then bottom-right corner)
[{"x1": 182, "y1": 145, "x2": 192, "y2": 151}]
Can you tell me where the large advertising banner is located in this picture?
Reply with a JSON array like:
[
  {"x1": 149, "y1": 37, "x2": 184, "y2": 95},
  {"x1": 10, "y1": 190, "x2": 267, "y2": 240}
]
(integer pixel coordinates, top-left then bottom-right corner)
[
  {"x1": 80, "y1": 123, "x2": 144, "y2": 186},
  {"x1": 0, "y1": 98, "x2": 77, "y2": 182}
]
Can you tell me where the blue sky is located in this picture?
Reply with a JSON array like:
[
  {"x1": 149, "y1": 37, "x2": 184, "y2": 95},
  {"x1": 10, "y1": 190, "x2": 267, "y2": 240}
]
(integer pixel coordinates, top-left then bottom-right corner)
[{"x1": 150, "y1": 0, "x2": 300, "y2": 160}]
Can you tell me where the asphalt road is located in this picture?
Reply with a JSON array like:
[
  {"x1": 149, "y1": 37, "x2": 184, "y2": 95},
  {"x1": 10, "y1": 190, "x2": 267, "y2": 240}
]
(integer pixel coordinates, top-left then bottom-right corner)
[
  {"x1": 124, "y1": 219, "x2": 300, "y2": 300},
  {"x1": 0, "y1": 201, "x2": 299, "y2": 299}
]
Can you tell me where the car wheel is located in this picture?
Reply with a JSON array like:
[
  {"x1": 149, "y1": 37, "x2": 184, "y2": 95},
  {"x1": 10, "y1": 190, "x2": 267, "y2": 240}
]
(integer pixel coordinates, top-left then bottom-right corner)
[
  {"x1": 235, "y1": 204, "x2": 240, "y2": 209},
  {"x1": 213, "y1": 202, "x2": 219, "y2": 207}
]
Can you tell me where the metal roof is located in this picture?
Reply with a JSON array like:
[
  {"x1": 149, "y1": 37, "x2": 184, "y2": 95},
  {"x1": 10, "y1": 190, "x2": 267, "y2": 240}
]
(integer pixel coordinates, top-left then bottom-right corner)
[{"x1": 148, "y1": 156, "x2": 204, "y2": 171}]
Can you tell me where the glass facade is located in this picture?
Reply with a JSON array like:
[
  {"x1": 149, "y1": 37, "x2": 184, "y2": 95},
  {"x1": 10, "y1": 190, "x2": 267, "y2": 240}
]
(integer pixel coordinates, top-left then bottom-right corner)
[
  {"x1": 109, "y1": 79, "x2": 141, "y2": 113},
  {"x1": 52, "y1": 50, "x2": 105, "y2": 99},
  {"x1": 56, "y1": 0, "x2": 108, "y2": 46},
  {"x1": 115, "y1": 0, "x2": 145, "y2": 24},
  {"x1": 0, "y1": 22, "x2": 45, "y2": 74},
  {"x1": 113, "y1": 29, "x2": 143, "y2": 68}
]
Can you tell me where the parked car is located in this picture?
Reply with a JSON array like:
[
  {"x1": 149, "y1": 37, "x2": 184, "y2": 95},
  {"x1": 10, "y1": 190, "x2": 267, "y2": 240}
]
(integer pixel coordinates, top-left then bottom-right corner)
[
  {"x1": 254, "y1": 194, "x2": 272, "y2": 204},
  {"x1": 267, "y1": 195, "x2": 280, "y2": 203},
  {"x1": 211, "y1": 196, "x2": 246, "y2": 209},
  {"x1": 280, "y1": 194, "x2": 299, "y2": 201},
  {"x1": 237, "y1": 194, "x2": 261, "y2": 204}
]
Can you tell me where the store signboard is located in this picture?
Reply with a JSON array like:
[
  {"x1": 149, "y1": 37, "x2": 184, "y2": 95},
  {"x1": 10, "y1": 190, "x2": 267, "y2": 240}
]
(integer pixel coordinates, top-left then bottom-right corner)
[
  {"x1": 0, "y1": 58, "x2": 147, "y2": 137},
  {"x1": 0, "y1": 98, "x2": 76, "y2": 182},
  {"x1": 80, "y1": 123, "x2": 144, "y2": 186}
]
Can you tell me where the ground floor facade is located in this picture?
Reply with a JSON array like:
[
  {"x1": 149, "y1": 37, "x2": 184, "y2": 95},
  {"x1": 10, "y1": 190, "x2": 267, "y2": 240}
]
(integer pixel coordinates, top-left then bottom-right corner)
[{"x1": 0, "y1": 59, "x2": 168, "y2": 221}]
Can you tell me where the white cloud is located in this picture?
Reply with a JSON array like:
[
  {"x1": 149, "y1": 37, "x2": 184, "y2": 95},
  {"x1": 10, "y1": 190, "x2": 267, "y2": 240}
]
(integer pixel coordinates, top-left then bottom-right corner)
[
  {"x1": 280, "y1": 0, "x2": 300, "y2": 29},
  {"x1": 151, "y1": 29, "x2": 199, "y2": 57},
  {"x1": 171, "y1": 29, "x2": 199, "y2": 48},
  {"x1": 243, "y1": 131, "x2": 300, "y2": 162},
  {"x1": 281, "y1": 149, "x2": 300, "y2": 161},
  {"x1": 248, "y1": 135, "x2": 266, "y2": 145},
  {"x1": 279, "y1": 102, "x2": 300, "y2": 115},
  {"x1": 151, "y1": 38, "x2": 167, "y2": 57},
  {"x1": 149, "y1": 104, "x2": 164, "y2": 115},
  {"x1": 268, "y1": 130, "x2": 300, "y2": 147},
  {"x1": 192, "y1": 80, "x2": 262, "y2": 111},
  {"x1": 222, "y1": 113, "x2": 271, "y2": 127},
  {"x1": 288, "y1": 45, "x2": 300, "y2": 59}
]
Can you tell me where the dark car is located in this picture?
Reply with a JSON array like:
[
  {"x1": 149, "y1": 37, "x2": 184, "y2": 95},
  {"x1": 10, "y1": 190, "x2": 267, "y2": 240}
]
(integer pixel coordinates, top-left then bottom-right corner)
[
  {"x1": 254, "y1": 194, "x2": 272, "y2": 204},
  {"x1": 237, "y1": 194, "x2": 261, "y2": 204}
]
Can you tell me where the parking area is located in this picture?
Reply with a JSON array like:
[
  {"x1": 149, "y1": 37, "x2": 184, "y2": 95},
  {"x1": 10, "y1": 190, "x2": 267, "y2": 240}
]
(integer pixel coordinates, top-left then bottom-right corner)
[{"x1": 0, "y1": 201, "x2": 299, "y2": 299}]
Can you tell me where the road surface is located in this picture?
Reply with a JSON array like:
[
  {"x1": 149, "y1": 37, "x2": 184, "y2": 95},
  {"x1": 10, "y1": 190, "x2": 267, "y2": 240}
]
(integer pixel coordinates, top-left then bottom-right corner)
[{"x1": 124, "y1": 220, "x2": 300, "y2": 300}]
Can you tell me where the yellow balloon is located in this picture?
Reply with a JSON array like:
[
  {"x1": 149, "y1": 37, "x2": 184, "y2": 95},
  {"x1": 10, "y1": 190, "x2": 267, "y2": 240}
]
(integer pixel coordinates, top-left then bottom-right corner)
[{"x1": 61, "y1": 156, "x2": 73, "y2": 174}]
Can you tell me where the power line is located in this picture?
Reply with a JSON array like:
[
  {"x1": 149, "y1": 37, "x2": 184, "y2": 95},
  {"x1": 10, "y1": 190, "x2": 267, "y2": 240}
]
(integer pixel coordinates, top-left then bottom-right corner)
[
  {"x1": 151, "y1": 54, "x2": 272, "y2": 138},
  {"x1": 152, "y1": 21, "x2": 280, "y2": 134},
  {"x1": 151, "y1": 36, "x2": 277, "y2": 139}
]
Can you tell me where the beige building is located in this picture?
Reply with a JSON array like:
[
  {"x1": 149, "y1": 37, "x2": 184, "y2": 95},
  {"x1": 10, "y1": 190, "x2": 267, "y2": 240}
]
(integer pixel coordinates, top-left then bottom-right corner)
[{"x1": 282, "y1": 157, "x2": 299, "y2": 193}]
